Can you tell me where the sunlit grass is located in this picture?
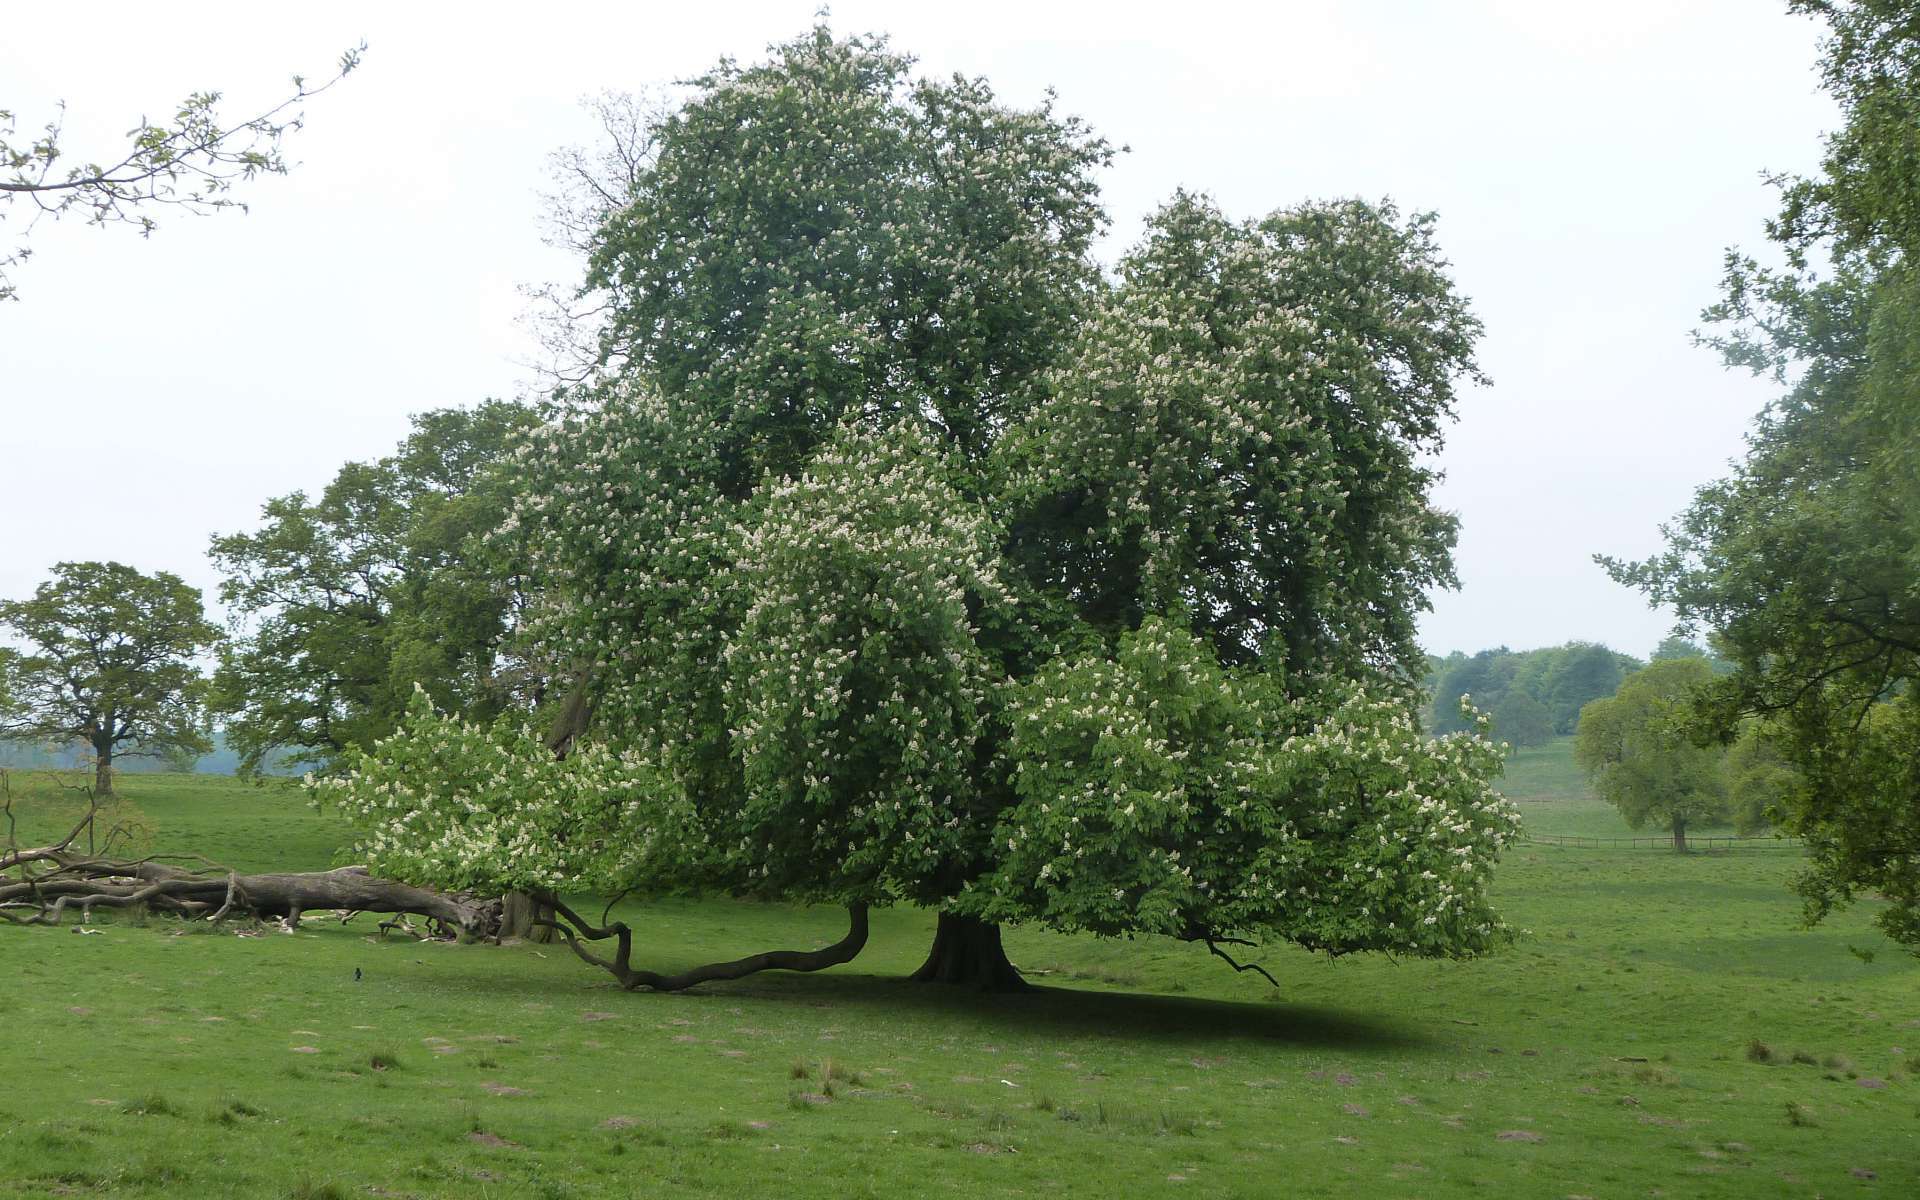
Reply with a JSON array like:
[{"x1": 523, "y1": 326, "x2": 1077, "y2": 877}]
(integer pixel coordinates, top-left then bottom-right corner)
[{"x1": 1, "y1": 769, "x2": 1914, "y2": 1198}]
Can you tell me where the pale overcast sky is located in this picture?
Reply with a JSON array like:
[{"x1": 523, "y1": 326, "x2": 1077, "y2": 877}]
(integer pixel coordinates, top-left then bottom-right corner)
[{"x1": 0, "y1": 1, "x2": 1833, "y2": 659}]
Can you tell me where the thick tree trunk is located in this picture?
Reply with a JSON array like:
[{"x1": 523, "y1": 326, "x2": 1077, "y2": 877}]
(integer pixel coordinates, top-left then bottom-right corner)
[
  {"x1": 910, "y1": 911, "x2": 1031, "y2": 992},
  {"x1": 500, "y1": 890, "x2": 558, "y2": 943},
  {"x1": 1673, "y1": 820, "x2": 1688, "y2": 853},
  {"x1": 92, "y1": 748, "x2": 113, "y2": 798}
]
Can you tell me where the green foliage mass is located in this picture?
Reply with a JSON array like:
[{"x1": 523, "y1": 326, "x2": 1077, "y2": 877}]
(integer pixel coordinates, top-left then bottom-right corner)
[
  {"x1": 582, "y1": 25, "x2": 1112, "y2": 475},
  {"x1": 979, "y1": 621, "x2": 1513, "y2": 956},
  {"x1": 325, "y1": 25, "x2": 1517, "y2": 970},
  {"x1": 1604, "y1": 0, "x2": 1920, "y2": 946},
  {"x1": 1427, "y1": 642, "x2": 1641, "y2": 739},
  {"x1": 1489, "y1": 690, "x2": 1554, "y2": 748},
  {"x1": 1004, "y1": 192, "x2": 1482, "y2": 678},
  {"x1": 1724, "y1": 725, "x2": 1801, "y2": 838},
  {"x1": 210, "y1": 400, "x2": 541, "y2": 774},
  {"x1": 0, "y1": 561, "x2": 221, "y2": 790}
]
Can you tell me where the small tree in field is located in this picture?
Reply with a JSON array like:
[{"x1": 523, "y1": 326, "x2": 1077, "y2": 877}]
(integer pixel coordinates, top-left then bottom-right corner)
[
  {"x1": 1574, "y1": 658, "x2": 1729, "y2": 850},
  {"x1": 322, "y1": 26, "x2": 1519, "y2": 993},
  {"x1": 0, "y1": 562, "x2": 221, "y2": 794}
]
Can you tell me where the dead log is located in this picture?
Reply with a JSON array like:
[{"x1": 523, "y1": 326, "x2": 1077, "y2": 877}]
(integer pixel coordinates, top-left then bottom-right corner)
[
  {"x1": 0, "y1": 853, "x2": 499, "y2": 938},
  {"x1": 1, "y1": 775, "x2": 499, "y2": 938}
]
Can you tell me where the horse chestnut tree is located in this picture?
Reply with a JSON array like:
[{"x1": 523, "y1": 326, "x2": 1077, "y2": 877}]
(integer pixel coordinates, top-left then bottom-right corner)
[{"x1": 319, "y1": 26, "x2": 1517, "y2": 991}]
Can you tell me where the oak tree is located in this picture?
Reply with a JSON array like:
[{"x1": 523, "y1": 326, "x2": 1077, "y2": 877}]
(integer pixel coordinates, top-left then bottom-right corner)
[
  {"x1": 0, "y1": 562, "x2": 221, "y2": 795},
  {"x1": 1573, "y1": 658, "x2": 1730, "y2": 851}
]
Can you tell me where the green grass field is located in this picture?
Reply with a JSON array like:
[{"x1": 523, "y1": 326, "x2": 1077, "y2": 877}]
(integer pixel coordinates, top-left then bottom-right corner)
[{"x1": 1, "y1": 760, "x2": 1915, "y2": 1199}]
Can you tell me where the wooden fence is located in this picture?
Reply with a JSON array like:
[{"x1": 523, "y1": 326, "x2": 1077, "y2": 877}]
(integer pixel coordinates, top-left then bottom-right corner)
[{"x1": 1525, "y1": 834, "x2": 1805, "y2": 851}]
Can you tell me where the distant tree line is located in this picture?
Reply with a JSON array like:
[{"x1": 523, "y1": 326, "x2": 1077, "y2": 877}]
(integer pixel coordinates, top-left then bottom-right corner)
[
  {"x1": 1426, "y1": 642, "x2": 1630, "y2": 744},
  {"x1": 1425, "y1": 637, "x2": 1733, "y2": 748}
]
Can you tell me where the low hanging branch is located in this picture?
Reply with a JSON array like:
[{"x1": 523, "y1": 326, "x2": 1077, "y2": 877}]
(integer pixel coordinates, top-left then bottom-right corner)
[
  {"x1": 1179, "y1": 923, "x2": 1281, "y2": 989},
  {"x1": 0, "y1": 781, "x2": 499, "y2": 937},
  {"x1": 532, "y1": 895, "x2": 869, "y2": 992}
]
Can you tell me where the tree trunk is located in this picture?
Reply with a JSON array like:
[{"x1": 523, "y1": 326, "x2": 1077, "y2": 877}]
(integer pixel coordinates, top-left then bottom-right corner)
[
  {"x1": 1673, "y1": 819, "x2": 1688, "y2": 853},
  {"x1": 92, "y1": 745, "x2": 113, "y2": 798},
  {"x1": 500, "y1": 890, "x2": 558, "y2": 943},
  {"x1": 910, "y1": 912, "x2": 1031, "y2": 992}
]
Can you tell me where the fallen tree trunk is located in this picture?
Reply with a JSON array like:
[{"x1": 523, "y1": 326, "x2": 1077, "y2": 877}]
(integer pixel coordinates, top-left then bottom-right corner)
[
  {"x1": 0, "y1": 852, "x2": 500, "y2": 937},
  {"x1": 1, "y1": 784, "x2": 500, "y2": 938}
]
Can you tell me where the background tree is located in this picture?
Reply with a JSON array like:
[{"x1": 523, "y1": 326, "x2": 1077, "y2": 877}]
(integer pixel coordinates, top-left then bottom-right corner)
[
  {"x1": 210, "y1": 399, "x2": 540, "y2": 774},
  {"x1": 1604, "y1": 0, "x2": 1920, "y2": 945},
  {"x1": 0, "y1": 562, "x2": 221, "y2": 795},
  {"x1": 1650, "y1": 634, "x2": 1735, "y2": 674},
  {"x1": 1492, "y1": 690, "x2": 1553, "y2": 748},
  {"x1": 1, "y1": 44, "x2": 362, "y2": 302},
  {"x1": 1724, "y1": 724, "x2": 1797, "y2": 837},
  {"x1": 323, "y1": 26, "x2": 1519, "y2": 993},
  {"x1": 1427, "y1": 647, "x2": 1517, "y2": 734},
  {"x1": 1536, "y1": 643, "x2": 1641, "y2": 734},
  {"x1": 1574, "y1": 658, "x2": 1731, "y2": 851}
]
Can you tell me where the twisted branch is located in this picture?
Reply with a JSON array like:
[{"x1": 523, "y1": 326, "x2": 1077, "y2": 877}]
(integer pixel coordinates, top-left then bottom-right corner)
[{"x1": 532, "y1": 897, "x2": 869, "y2": 992}]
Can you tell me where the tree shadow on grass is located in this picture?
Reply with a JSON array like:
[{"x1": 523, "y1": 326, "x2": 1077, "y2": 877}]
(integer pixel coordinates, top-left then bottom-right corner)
[
  {"x1": 431, "y1": 943, "x2": 1427, "y2": 1053},
  {"x1": 733, "y1": 970, "x2": 1431, "y2": 1052}
]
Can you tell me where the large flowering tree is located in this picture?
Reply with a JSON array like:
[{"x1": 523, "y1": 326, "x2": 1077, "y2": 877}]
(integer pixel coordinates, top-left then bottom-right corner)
[{"x1": 320, "y1": 26, "x2": 1518, "y2": 991}]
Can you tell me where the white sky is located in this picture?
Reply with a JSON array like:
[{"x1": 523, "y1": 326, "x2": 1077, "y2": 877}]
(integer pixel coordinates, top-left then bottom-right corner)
[{"x1": 0, "y1": 1, "x2": 1834, "y2": 659}]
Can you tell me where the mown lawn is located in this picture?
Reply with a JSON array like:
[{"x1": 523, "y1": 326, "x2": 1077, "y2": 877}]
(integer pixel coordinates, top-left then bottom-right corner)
[{"x1": 1, "y1": 768, "x2": 1914, "y2": 1198}]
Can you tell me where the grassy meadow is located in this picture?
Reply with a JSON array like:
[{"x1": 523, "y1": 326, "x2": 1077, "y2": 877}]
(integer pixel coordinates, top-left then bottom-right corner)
[{"x1": 1, "y1": 748, "x2": 1915, "y2": 1198}]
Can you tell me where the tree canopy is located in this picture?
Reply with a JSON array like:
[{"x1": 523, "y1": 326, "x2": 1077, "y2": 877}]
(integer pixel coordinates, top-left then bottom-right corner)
[
  {"x1": 209, "y1": 400, "x2": 541, "y2": 775},
  {"x1": 1604, "y1": 0, "x2": 1920, "y2": 945},
  {"x1": 0, "y1": 561, "x2": 221, "y2": 795},
  {"x1": 322, "y1": 26, "x2": 1518, "y2": 991}
]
